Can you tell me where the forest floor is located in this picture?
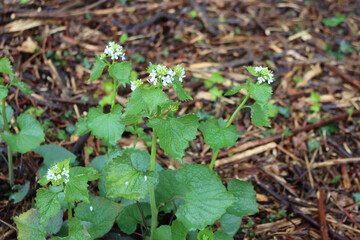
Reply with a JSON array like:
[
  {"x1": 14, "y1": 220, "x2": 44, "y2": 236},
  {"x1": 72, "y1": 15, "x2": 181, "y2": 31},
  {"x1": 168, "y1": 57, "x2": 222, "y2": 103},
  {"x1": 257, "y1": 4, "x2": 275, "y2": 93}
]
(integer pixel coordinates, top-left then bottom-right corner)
[{"x1": 0, "y1": 0, "x2": 360, "y2": 239}]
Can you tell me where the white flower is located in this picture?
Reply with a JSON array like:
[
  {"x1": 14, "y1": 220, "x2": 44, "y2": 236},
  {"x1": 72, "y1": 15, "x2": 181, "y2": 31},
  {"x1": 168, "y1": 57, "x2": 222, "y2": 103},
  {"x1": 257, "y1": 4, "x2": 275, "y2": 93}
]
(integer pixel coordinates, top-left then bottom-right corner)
[
  {"x1": 168, "y1": 69, "x2": 175, "y2": 77},
  {"x1": 90, "y1": 206, "x2": 93, "y2": 212},
  {"x1": 125, "y1": 181, "x2": 129, "y2": 185},
  {"x1": 103, "y1": 42, "x2": 126, "y2": 61},
  {"x1": 131, "y1": 81, "x2": 136, "y2": 91},
  {"x1": 257, "y1": 76, "x2": 265, "y2": 84},
  {"x1": 144, "y1": 176, "x2": 147, "y2": 181},
  {"x1": 147, "y1": 70, "x2": 158, "y2": 85},
  {"x1": 178, "y1": 71, "x2": 186, "y2": 83},
  {"x1": 255, "y1": 66, "x2": 264, "y2": 73},
  {"x1": 162, "y1": 74, "x2": 173, "y2": 86}
]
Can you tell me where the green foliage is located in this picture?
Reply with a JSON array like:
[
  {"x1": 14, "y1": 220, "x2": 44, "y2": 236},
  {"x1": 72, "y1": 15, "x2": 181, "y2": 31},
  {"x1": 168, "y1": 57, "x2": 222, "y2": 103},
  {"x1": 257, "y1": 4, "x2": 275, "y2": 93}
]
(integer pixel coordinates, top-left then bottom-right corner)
[
  {"x1": 34, "y1": 144, "x2": 77, "y2": 178},
  {"x1": 227, "y1": 179, "x2": 258, "y2": 217},
  {"x1": 87, "y1": 105, "x2": 125, "y2": 146},
  {"x1": 175, "y1": 164, "x2": 235, "y2": 230},
  {"x1": 106, "y1": 153, "x2": 158, "y2": 200},
  {"x1": 108, "y1": 62, "x2": 132, "y2": 86},
  {"x1": 9, "y1": 181, "x2": 30, "y2": 204},
  {"x1": 67, "y1": 218, "x2": 92, "y2": 239},
  {"x1": 11, "y1": 78, "x2": 34, "y2": 95},
  {"x1": 214, "y1": 231, "x2": 233, "y2": 240},
  {"x1": 322, "y1": 13, "x2": 346, "y2": 27},
  {"x1": 209, "y1": 86, "x2": 223, "y2": 100},
  {"x1": 148, "y1": 114, "x2": 199, "y2": 162},
  {"x1": 307, "y1": 138, "x2": 319, "y2": 152},
  {"x1": 46, "y1": 210, "x2": 63, "y2": 235},
  {"x1": 224, "y1": 85, "x2": 245, "y2": 96},
  {"x1": 197, "y1": 227, "x2": 214, "y2": 240},
  {"x1": 35, "y1": 188, "x2": 61, "y2": 220},
  {"x1": 116, "y1": 199, "x2": 151, "y2": 234},
  {"x1": 2, "y1": 113, "x2": 44, "y2": 154},
  {"x1": 189, "y1": 9, "x2": 197, "y2": 18},
  {"x1": 0, "y1": 85, "x2": 8, "y2": 99},
  {"x1": 74, "y1": 196, "x2": 122, "y2": 239},
  {"x1": 250, "y1": 102, "x2": 270, "y2": 127},
  {"x1": 0, "y1": 57, "x2": 15, "y2": 80},
  {"x1": 219, "y1": 213, "x2": 241, "y2": 236},
  {"x1": 14, "y1": 208, "x2": 47, "y2": 240},
  {"x1": 199, "y1": 118, "x2": 239, "y2": 151},
  {"x1": 123, "y1": 87, "x2": 169, "y2": 122},
  {"x1": 88, "y1": 56, "x2": 107, "y2": 81},
  {"x1": 0, "y1": 105, "x2": 13, "y2": 129},
  {"x1": 119, "y1": 33, "x2": 128, "y2": 44},
  {"x1": 172, "y1": 79, "x2": 192, "y2": 101},
  {"x1": 352, "y1": 193, "x2": 360, "y2": 203},
  {"x1": 204, "y1": 71, "x2": 226, "y2": 88},
  {"x1": 278, "y1": 106, "x2": 290, "y2": 118},
  {"x1": 156, "y1": 169, "x2": 186, "y2": 213},
  {"x1": 249, "y1": 82, "x2": 272, "y2": 103}
]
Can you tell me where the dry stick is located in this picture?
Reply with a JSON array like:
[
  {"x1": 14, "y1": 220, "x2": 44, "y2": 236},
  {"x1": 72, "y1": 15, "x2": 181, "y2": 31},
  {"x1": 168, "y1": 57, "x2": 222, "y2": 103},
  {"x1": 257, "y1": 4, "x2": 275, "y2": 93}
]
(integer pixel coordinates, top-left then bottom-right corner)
[
  {"x1": 328, "y1": 65, "x2": 360, "y2": 90},
  {"x1": 317, "y1": 187, "x2": 329, "y2": 240},
  {"x1": 311, "y1": 157, "x2": 360, "y2": 168},
  {"x1": 330, "y1": 194, "x2": 360, "y2": 229},
  {"x1": 218, "y1": 110, "x2": 360, "y2": 158}
]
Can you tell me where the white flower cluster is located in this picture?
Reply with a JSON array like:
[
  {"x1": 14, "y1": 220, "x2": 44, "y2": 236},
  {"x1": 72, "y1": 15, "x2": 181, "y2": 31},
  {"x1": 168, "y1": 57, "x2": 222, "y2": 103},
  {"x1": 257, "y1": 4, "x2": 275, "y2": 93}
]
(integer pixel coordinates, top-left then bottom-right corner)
[
  {"x1": 130, "y1": 79, "x2": 143, "y2": 91},
  {"x1": 103, "y1": 42, "x2": 126, "y2": 61},
  {"x1": 46, "y1": 165, "x2": 69, "y2": 184},
  {"x1": 147, "y1": 64, "x2": 186, "y2": 87},
  {"x1": 254, "y1": 66, "x2": 275, "y2": 84}
]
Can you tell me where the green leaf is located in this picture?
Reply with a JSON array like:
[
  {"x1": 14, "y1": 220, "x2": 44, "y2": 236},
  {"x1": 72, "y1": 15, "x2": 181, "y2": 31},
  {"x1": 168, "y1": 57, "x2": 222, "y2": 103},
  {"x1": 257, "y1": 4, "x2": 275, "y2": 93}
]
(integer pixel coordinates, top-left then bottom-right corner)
[
  {"x1": 88, "y1": 56, "x2": 107, "y2": 82},
  {"x1": 154, "y1": 226, "x2": 171, "y2": 240},
  {"x1": 307, "y1": 138, "x2": 319, "y2": 152},
  {"x1": 250, "y1": 102, "x2": 270, "y2": 127},
  {"x1": 64, "y1": 175, "x2": 90, "y2": 203},
  {"x1": 352, "y1": 193, "x2": 360, "y2": 203},
  {"x1": 209, "y1": 86, "x2": 223, "y2": 101},
  {"x1": 175, "y1": 164, "x2": 235, "y2": 231},
  {"x1": 0, "y1": 57, "x2": 15, "y2": 81},
  {"x1": 69, "y1": 167, "x2": 100, "y2": 181},
  {"x1": 153, "y1": 220, "x2": 187, "y2": 240},
  {"x1": 0, "y1": 105, "x2": 13, "y2": 130},
  {"x1": 310, "y1": 90, "x2": 320, "y2": 103},
  {"x1": 278, "y1": 106, "x2": 290, "y2": 118},
  {"x1": 108, "y1": 62, "x2": 132, "y2": 86},
  {"x1": 88, "y1": 155, "x2": 107, "y2": 172},
  {"x1": 0, "y1": 85, "x2": 8, "y2": 99},
  {"x1": 76, "y1": 117, "x2": 89, "y2": 136},
  {"x1": 156, "y1": 169, "x2": 186, "y2": 213},
  {"x1": 34, "y1": 144, "x2": 77, "y2": 178},
  {"x1": 214, "y1": 231, "x2": 233, "y2": 240},
  {"x1": 172, "y1": 79, "x2": 192, "y2": 101},
  {"x1": 9, "y1": 181, "x2": 30, "y2": 204},
  {"x1": 148, "y1": 114, "x2": 199, "y2": 162},
  {"x1": 218, "y1": 213, "x2": 241, "y2": 236},
  {"x1": 123, "y1": 87, "x2": 169, "y2": 120},
  {"x1": 224, "y1": 85, "x2": 245, "y2": 96},
  {"x1": 197, "y1": 227, "x2": 214, "y2": 240},
  {"x1": 11, "y1": 78, "x2": 33, "y2": 95},
  {"x1": 47, "y1": 209, "x2": 63, "y2": 235},
  {"x1": 14, "y1": 208, "x2": 47, "y2": 240},
  {"x1": 2, "y1": 113, "x2": 44, "y2": 154},
  {"x1": 106, "y1": 153, "x2": 158, "y2": 200},
  {"x1": 339, "y1": 41, "x2": 353, "y2": 54},
  {"x1": 74, "y1": 196, "x2": 122, "y2": 239},
  {"x1": 116, "y1": 199, "x2": 151, "y2": 234},
  {"x1": 67, "y1": 218, "x2": 91, "y2": 240},
  {"x1": 249, "y1": 82, "x2": 272, "y2": 103},
  {"x1": 87, "y1": 104, "x2": 125, "y2": 146},
  {"x1": 119, "y1": 33, "x2": 128, "y2": 44},
  {"x1": 204, "y1": 71, "x2": 225, "y2": 88},
  {"x1": 310, "y1": 103, "x2": 320, "y2": 112},
  {"x1": 244, "y1": 66, "x2": 260, "y2": 77},
  {"x1": 322, "y1": 13, "x2": 346, "y2": 27},
  {"x1": 35, "y1": 188, "x2": 61, "y2": 220},
  {"x1": 123, "y1": 148, "x2": 162, "y2": 172},
  {"x1": 199, "y1": 118, "x2": 239, "y2": 151},
  {"x1": 227, "y1": 179, "x2": 258, "y2": 217}
]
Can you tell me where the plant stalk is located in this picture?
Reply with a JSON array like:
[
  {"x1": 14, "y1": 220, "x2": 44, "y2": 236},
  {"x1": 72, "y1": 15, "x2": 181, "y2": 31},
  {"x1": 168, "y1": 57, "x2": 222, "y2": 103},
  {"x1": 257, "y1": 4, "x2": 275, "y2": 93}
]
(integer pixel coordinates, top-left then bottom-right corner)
[
  {"x1": 209, "y1": 94, "x2": 250, "y2": 170},
  {"x1": 149, "y1": 128, "x2": 158, "y2": 239},
  {"x1": 2, "y1": 99, "x2": 13, "y2": 186},
  {"x1": 68, "y1": 202, "x2": 72, "y2": 220}
]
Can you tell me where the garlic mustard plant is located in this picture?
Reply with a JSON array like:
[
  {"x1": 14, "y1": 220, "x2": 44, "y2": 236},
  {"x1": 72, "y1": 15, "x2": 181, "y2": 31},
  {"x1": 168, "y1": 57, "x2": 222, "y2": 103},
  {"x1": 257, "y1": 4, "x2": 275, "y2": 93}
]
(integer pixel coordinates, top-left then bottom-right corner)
[{"x1": 13, "y1": 41, "x2": 277, "y2": 240}]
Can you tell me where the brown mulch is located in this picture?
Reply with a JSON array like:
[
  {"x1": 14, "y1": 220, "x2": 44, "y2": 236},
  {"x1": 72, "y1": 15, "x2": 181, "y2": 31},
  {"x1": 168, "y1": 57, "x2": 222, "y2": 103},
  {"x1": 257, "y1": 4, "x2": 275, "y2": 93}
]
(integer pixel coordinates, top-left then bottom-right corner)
[{"x1": 1, "y1": 0, "x2": 360, "y2": 239}]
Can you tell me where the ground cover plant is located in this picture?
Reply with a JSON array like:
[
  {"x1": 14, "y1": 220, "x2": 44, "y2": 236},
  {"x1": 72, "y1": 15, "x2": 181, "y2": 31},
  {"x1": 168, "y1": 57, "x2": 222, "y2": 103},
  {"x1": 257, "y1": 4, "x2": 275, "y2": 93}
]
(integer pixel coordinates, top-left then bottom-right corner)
[
  {"x1": 1, "y1": 1, "x2": 360, "y2": 240},
  {"x1": 3, "y1": 40, "x2": 276, "y2": 239}
]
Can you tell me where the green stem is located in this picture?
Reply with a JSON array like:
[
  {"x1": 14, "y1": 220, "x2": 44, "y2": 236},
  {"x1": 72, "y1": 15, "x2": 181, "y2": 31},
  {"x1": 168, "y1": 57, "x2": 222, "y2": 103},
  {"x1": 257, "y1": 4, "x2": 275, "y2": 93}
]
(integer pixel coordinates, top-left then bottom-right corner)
[
  {"x1": 209, "y1": 94, "x2": 250, "y2": 170},
  {"x1": 149, "y1": 128, "x2": 158, "y2": 239},
  {"x1": 133, "y1": 124, "x2": 138, "y2": 148},
  {"x1": 111, "y1": 80, "x2": 117, "y2": 109},
  {"x1": 68, "y1": 202, "x2": 72, "y2": 220},
  {"x1": 2, "y1": 99, "x2": 13, "y2": 187}
]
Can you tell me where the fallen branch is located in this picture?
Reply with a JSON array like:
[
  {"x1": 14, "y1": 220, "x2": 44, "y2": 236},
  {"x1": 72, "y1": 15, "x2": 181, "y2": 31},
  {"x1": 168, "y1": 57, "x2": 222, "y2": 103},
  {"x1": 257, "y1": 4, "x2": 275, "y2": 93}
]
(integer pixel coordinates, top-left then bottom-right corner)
[{"x1": 311, "y1": 157, "x2": 360, "y2": 169}]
